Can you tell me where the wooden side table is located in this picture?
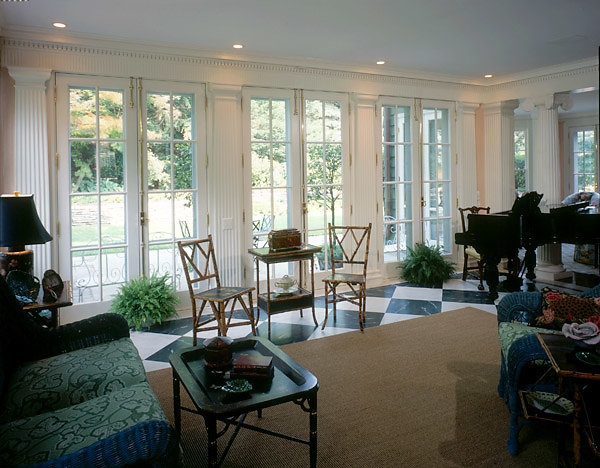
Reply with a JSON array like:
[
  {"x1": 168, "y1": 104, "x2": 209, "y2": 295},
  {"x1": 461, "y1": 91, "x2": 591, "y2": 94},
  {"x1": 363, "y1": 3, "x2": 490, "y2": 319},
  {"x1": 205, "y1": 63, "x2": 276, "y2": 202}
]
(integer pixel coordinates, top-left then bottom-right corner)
[
  {"x1": 248, "y1": 245, "x2": 321, "y2": 338},
  {"x1": 537, "y1": 332, "x2": 600, "y2": 467},
  {"x1": 23, "y1": 280, "x2": 72, "y2": 328}
]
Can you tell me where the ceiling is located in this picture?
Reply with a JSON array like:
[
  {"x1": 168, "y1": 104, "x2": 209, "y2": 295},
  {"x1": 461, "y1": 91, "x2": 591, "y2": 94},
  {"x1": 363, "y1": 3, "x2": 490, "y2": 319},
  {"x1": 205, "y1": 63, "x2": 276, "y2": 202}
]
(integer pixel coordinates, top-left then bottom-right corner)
[{"x1": 0, "y1": 0, "x2": 599, "y2": 83}]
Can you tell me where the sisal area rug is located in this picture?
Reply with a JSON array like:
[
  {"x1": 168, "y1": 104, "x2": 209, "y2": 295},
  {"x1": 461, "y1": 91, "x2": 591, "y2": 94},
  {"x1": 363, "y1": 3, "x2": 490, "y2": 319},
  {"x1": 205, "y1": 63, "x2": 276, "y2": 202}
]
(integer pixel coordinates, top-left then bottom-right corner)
[{"x1": 147, "y1": 307, "x2": 565, "y2": 467}]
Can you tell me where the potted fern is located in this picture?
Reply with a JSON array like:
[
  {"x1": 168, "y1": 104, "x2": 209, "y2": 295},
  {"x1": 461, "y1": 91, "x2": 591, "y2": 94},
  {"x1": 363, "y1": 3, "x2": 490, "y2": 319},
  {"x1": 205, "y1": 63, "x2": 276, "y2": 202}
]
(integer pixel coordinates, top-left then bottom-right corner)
[
  {"x1": 110, "y1": 273, "x2": 179, "y2": 331},
  {"x1": 398, "y1": 243, "x2": 455, "y2": 287}
]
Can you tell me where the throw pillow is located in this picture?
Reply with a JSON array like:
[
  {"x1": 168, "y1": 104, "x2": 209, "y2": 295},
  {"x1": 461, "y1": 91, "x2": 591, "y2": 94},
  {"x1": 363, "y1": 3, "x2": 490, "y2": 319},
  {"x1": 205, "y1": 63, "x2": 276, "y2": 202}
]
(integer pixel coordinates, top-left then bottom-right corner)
[{"x1": 535, "y1": 288, "x2": 600, "y2": 330}]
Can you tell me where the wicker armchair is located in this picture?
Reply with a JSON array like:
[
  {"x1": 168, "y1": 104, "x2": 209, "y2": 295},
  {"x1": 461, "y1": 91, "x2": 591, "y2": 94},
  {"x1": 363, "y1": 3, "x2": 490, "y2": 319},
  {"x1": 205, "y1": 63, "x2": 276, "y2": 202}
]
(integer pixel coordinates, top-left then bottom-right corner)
[
  {"x1": 496, "y1": 284, "x2": 600, "y2": 455},
  {"x1": 0, "y1": 275, "x2": 178, "y2": 467}
]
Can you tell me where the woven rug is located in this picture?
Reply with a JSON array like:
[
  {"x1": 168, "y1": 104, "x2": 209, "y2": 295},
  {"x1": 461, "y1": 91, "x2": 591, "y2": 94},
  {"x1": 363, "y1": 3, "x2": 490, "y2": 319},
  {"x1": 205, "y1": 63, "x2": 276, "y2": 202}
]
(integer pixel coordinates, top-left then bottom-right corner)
[{"x1": 147, "y1": 307, "x2": 563, "y2": 467}]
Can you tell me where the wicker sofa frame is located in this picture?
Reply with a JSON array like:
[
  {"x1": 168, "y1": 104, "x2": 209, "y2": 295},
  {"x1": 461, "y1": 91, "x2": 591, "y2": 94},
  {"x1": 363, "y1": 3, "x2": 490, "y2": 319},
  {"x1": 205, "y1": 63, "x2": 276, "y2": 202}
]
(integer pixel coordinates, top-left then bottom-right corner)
[{"x1": 496, "y1": 283, "x2": 600, "y2": 455}]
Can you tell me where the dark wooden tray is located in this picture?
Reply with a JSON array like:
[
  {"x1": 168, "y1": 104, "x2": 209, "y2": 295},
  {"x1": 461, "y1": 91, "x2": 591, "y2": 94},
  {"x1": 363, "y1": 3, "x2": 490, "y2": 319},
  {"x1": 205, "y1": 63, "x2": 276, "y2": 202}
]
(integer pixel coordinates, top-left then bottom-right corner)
[{"x1": 170, "y1": 337, "x2": 318, "y2": 416}]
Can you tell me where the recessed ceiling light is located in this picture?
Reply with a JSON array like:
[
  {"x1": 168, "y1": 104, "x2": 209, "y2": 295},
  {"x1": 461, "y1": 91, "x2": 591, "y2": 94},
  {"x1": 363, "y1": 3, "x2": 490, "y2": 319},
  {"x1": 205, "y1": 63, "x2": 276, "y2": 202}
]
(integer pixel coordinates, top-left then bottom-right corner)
[
  {"x1": 52, "y1": 22, "x2": 67, "y2": 29},
  {"x1": 233, "y1": 44, "x2": 244, "y2": 49},
  {"x1": 484, "y1": 74, "x2": 493, "y2": 78},
  {"x1": 376, "y1": 60, "x2": 386, "y2": 65}
]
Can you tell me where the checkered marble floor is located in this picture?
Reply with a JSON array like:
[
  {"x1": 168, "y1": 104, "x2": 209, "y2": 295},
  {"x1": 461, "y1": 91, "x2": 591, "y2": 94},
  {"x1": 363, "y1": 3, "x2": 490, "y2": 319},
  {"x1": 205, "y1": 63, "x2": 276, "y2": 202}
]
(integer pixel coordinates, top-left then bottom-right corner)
[{"x1": 131, "y1": 277, "x2": 504, "y2": 372}]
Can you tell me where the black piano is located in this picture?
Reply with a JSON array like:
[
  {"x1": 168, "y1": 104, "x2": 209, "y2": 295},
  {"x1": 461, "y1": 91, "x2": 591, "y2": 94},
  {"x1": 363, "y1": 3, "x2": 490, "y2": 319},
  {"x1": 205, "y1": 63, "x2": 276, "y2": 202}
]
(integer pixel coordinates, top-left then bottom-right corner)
[{"x1": 455, "y1": 192, "x2": 600, "y2": 300}]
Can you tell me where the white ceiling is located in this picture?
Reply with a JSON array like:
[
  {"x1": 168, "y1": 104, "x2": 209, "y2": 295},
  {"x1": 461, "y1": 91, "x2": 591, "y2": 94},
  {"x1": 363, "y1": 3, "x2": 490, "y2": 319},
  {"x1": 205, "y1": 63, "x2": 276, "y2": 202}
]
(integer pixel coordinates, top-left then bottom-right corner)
[{"x1": 0, "y1": 0, "x2": 599, "y2": 83}]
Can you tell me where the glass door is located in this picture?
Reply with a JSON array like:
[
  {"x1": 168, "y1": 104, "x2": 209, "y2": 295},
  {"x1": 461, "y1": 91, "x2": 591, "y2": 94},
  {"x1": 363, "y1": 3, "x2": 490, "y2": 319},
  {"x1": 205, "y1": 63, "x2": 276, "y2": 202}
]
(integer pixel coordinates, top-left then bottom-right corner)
[
  {"x1": 381, "y1": 101, "x2": 417, "y2": 263},
  {"x1": 420, "y1": 101, "x2": 453, "y2": 254},
  {"x1": 302, "y1": 92, "x2": 349, "y2": 273},
  {"x1": 57, "y1": 76, "x2": 139, "y2": 312},
  {"x1": 245, "y1": 89, "x2": 301, "y2": 279},
  {"x1": 141, "y1": 81, "x2": 207, "y2": 291},
  {"x1": 379, "y1": 98, "x2": 454, "y2": 272},
  {"x1": 57, "y1": 76, "x2": 206, "y2": 312}
]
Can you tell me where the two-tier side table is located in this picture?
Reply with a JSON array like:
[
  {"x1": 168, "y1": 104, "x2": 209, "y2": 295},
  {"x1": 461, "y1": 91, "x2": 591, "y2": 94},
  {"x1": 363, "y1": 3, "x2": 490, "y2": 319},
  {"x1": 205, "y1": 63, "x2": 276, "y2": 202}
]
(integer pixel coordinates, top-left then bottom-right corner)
[{"x1": 248, "y1": 244, "x2": 321, "y2": 338}]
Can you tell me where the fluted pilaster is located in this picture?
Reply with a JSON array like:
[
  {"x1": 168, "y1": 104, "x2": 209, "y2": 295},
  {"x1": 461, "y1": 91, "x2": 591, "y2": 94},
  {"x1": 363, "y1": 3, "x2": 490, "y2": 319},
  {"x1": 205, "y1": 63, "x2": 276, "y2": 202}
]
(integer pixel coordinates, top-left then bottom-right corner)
[
  {"x1": 207, "y1": 84, "x2": 244, "y2": 285},
  {"x1": 456, "y1": 102, "x2": 479, "y2": 209},
  {"x1": 482, "y1": 100, "x2": 519, "y2": 212},
  {"x1": 351, "y1": 93, "x2": 379, "y2": 270},
  {"x1": 7, "y1": 67, "x2": 52, "y2": 278}
]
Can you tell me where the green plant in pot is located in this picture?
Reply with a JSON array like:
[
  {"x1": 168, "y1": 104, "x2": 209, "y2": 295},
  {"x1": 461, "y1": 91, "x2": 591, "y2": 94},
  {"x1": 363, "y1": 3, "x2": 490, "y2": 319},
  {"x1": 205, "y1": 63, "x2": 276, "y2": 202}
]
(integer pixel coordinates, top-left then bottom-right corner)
[
  {"x1": 110, "y1": 273, "x2": 179, "y2": 331},
  {"x1": 398, "y1": 243, "x2": 455, "y2": 287}
]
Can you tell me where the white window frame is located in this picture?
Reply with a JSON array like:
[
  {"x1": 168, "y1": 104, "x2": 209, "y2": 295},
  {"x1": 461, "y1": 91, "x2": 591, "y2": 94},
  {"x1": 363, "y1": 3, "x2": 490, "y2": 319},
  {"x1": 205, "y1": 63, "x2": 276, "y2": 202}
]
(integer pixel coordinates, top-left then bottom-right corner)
[
  {"x1": 377, "y1": 97, "x2": 420, "y2": 275},
  {"x1": 56, "y1": 74, "x2": 206, "y2": 314},
  {"x1": 569, "y1": 124, "x2": 599, "y2": 193}
]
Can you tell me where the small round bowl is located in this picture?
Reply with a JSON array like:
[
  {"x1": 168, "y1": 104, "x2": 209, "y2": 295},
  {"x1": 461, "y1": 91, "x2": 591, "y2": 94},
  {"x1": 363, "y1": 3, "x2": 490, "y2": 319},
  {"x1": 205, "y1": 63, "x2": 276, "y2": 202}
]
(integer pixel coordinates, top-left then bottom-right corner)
[{"x1": 275, "y1": 275, "x2": 297, "y2": 291}]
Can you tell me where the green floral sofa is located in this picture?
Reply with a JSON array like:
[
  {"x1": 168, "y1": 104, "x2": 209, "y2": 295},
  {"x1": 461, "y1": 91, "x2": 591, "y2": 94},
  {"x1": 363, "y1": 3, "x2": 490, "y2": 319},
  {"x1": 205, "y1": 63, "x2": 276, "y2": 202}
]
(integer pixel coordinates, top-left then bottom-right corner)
[{"x1": 0, "y1": 275, "x2": 178, "y2": 467}]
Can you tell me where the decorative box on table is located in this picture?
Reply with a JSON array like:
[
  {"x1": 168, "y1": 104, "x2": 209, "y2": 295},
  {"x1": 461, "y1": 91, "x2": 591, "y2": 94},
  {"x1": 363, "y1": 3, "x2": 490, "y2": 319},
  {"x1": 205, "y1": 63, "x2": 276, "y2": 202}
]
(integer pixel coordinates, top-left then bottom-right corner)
[{"x1": 268, "y1": 229, "x2": 301, "y2": 251}]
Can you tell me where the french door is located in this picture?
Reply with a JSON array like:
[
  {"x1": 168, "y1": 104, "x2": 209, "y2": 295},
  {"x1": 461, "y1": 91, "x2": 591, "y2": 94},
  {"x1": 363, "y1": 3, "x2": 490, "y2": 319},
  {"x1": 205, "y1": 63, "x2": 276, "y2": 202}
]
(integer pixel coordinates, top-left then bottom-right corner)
[
  {"x1": 380, "y1": 98, "x2": 454, "y2": 272},
  {"x1": 243, "y1": 88, "x2": 349, "y2": 283},
  {"x1": 56, "y1": 75, "x2": 206, "y2": 311}
]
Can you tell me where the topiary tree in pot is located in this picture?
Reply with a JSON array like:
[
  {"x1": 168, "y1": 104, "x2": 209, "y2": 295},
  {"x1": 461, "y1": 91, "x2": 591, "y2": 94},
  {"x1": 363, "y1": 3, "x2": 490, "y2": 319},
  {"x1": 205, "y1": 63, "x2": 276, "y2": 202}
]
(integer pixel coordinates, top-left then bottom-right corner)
[
  {"x1": 110, "y1": 273, "x2": 179, "y2": 331},
  {"x1": 398, "y1": 243, "x2": 455, "y2": 287}
]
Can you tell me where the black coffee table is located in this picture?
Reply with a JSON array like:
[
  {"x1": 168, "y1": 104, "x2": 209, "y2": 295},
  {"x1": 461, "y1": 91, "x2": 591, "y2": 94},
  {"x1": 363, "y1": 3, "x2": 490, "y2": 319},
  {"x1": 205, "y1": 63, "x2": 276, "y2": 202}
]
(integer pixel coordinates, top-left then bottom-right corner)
[{"x1": 169, "y1": 337, "x2": 319, "y2": 467}]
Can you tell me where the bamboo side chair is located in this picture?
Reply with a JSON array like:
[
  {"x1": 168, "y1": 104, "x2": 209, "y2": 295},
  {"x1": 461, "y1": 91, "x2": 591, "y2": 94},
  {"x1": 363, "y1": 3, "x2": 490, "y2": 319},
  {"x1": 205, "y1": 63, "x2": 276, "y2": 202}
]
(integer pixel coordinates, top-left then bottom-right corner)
[
  {"x1": 321, "y1": 223, "x2": 372, "y2": 331},
  {"x1": 458, "y1": 206, "x2": 490, "y2": 291},
  {"x1": 178, "y1": 236, "x2": 256, "y2": 345}
]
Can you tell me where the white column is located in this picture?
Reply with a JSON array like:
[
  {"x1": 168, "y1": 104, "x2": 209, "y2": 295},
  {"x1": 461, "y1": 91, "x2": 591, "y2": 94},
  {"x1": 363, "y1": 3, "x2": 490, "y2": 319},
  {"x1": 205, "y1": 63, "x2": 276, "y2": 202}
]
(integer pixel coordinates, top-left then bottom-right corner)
[
  {"x1": 350, "y1": 93, "x2": 380, "y2": 276},
  {"x1": 7, "y1": 67, "x2": 52, "y2": 278},
  {"x1": 482, "y1": 100, "x2": 519, "y2": 212},
  {"x1": 207, "y1": 84, "x2": 244, "y2": 285},
  {"x1": 456, "y1": 102, "x2": 479, "y2": 209},
  {"x1": 521, "y1": 93, "x2": 573, "y2": 280}
]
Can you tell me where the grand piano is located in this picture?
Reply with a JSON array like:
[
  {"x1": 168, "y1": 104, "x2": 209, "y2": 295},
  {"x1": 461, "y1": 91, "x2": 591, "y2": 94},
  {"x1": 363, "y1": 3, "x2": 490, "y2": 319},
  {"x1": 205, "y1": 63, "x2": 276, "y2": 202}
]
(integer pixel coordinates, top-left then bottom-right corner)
[{"x1": 455, "y1": 192, "x2": 600, "y2": 300}]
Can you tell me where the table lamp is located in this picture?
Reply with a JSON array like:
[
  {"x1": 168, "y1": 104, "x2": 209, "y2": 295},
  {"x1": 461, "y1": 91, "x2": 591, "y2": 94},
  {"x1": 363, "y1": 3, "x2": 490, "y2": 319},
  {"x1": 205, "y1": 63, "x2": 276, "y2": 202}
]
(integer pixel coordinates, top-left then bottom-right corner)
[{"x1": 0, "y1": 191, "x2": 52, "y2": 277}]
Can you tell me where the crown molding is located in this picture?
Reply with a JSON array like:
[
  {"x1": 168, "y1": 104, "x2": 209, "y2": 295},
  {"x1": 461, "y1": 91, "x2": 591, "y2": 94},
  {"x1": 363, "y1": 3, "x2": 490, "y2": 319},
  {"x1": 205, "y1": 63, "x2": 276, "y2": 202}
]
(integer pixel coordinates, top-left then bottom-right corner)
[
  {"x1": 488, "y1": 57, "x2": 598, "y2": 88},
  {"x1": 0, "y1": 28, "x2": 485, "y2": 97},
  {"x1": 1, "y1": 25, "x2": 482, "y2": 85},
  {"x1": 0, "y1": 30, "x2": 597, "y2": 104}
]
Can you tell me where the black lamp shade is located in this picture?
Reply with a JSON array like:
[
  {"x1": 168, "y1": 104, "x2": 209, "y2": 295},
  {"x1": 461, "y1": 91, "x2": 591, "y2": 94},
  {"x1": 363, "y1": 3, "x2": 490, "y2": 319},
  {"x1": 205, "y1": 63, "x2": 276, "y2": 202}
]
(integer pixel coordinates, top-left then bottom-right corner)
[{"x1": 0, "y1": 194, "x2": 52, "y2": 248}]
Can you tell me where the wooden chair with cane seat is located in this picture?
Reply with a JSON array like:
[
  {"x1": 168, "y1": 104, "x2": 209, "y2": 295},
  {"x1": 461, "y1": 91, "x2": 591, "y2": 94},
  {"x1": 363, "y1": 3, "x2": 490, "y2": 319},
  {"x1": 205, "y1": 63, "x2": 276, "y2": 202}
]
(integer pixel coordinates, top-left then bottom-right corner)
[
  {"x1": 321, "y1": 223, "x2": 372, "y2": 331},
  {"x1": 178, "y1": 236, "x2": 256, "y2": 345},
  {"x1": 458, "y1": 206, "x2": 490, "y2": 291}
]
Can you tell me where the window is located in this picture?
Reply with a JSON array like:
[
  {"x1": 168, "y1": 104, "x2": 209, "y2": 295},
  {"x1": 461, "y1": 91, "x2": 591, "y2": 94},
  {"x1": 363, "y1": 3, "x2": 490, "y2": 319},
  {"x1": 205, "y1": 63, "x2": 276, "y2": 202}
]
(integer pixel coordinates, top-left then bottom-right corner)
[
  {"x1": 514, "y1": 129, "x2": 528, "y2": 195},
  {"x1": 250, "y1": 97, "x2": 293, "y2": 248},
  {"x1": 245, "y1": 90, "x2": 348, "y2": 276},
  {"x1": 380, "y1": 99, "x2": 454, "y2": 262},
  {"x1": 304, "y1": 98, "x2": 344, "y2": 271},
  {"x1": 421, "y1": 105, "x2": 452, "y2": 254},
  {"x1": 66, "y1": 84, "x2": 130, "y2": 303},
  {"x1": 382, "y1": 104, "x2": 413, "y2": 261},
  {"x1": 145, "y1": 90, "x2": 200, "y2": 287},
  {"x1": 572, "y1": 127, "x2": 598, "y2": 192},
  {"x1": 57, "y1": 76, "x2": 206, "y2": 308}
]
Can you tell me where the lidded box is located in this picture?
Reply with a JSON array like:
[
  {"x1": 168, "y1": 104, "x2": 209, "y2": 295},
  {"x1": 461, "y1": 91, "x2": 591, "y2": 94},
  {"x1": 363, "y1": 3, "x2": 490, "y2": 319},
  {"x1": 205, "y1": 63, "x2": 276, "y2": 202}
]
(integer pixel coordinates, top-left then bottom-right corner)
[
  {"x1": 204, "y1": 336, "x2": 233, "y2": 369},
  {"x1": 268, "y1": 229, "x2": 301, "y2": 251}
]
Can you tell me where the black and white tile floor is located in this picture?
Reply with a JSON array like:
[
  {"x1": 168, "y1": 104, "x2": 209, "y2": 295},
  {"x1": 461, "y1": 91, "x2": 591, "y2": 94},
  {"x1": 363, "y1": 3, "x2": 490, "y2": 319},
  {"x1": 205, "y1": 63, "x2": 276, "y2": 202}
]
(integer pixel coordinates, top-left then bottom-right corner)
[{"x1": 131, "y1": 277, "x2": 504, "y2": 372}]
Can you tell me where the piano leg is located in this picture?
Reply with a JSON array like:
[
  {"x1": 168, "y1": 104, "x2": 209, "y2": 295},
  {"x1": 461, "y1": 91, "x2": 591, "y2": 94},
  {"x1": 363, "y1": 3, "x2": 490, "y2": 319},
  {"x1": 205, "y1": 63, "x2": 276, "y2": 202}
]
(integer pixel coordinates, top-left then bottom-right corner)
[
  {"x1": 483, "y1": 253, "x2": 522, "y2": 301},
  {"x1": 483, "y1": 254, "x2": 500, "y2": 301},
  {"x1": 524, "y1": 247, "x2": 537, "y2": 290},
  {"x1": 504, "y1": 252, "x2": 523, "y2": 291}
]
